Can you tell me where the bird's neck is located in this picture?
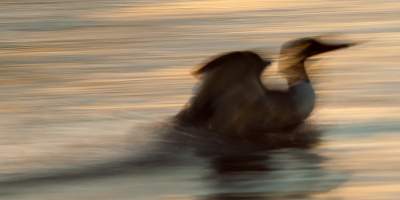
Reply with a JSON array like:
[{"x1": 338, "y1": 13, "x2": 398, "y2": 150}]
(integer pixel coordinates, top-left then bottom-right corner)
[
  {"x1": 279, "y1": 59, "x2": 310, "y2": 87},
  {"x1": 278, "y1": 58, "x2": 316, "y2": 120}
]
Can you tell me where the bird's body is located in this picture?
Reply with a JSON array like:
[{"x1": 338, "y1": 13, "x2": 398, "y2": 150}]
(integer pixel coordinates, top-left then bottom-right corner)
[{"x1": 175, "y1": 37, "x2": 355, "y2": 138}]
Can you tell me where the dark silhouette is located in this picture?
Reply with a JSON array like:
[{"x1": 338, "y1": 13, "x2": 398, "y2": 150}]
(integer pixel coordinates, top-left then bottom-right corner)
[{"x1": 175, "y1": 37, "x2": 357, "y2": 146}]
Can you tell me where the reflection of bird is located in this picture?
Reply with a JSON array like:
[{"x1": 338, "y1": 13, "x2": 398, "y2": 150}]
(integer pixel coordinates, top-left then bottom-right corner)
[{"x1": 176, "y1": 37, "x2": 356, "y2": 137}]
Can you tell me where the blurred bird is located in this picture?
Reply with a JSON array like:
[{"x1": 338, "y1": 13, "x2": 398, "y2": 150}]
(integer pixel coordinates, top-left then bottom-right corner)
[{"x1": 175, "y1": 37, "x2": 357, "y2": 138}]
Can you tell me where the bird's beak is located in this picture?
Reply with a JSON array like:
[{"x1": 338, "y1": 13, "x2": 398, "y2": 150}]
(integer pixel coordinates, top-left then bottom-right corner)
[{"x1": 312, "y1": 41, "x2": 356, "y2": 56}]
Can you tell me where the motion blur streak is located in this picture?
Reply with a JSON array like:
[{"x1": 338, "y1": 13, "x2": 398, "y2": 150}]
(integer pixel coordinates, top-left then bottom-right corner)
[{"x1": 1, "y1": 0, "x2": 400, "y2": 200}]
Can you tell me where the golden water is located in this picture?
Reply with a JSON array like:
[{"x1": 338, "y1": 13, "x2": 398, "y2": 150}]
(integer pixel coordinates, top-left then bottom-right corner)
[{"x1": 1, "y1": 0, "x2": 400, "y2": 199}]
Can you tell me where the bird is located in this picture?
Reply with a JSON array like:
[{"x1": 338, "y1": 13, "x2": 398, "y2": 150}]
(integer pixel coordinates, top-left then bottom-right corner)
[{"x1": 175, "y1": 37, "x2": 357, "y2": 139}]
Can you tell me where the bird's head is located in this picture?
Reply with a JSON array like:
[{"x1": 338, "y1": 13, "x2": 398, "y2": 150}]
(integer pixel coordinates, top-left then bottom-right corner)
[{"x1": 280, "y1": 37, "x2": 358, "y2": 61}]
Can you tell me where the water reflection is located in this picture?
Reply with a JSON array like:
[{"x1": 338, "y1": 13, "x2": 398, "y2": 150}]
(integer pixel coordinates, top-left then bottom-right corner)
[
  {"x1": 203, "y1": 149, "x2": 347, "y2": 200},
  {"x1": 206, "y1": 154, "x2": 274, "y2": 200},
  {"x1": 161, "y1": 123, "x2": 345, "y2": 199}
]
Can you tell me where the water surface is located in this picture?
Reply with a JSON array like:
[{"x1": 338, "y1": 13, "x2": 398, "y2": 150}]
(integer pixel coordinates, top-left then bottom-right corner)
[{"x1": 1, "y1": 0, "x2": 400, "y2": 199}]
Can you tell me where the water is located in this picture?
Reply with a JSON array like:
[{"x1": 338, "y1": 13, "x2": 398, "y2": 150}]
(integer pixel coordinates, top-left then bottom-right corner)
[{"x1": 1, "y1": 0, "x2": 400, "y2": 199}]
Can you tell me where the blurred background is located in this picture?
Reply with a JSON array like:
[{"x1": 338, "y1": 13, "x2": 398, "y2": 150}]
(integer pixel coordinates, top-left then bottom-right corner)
[{"x1": 1, "y1": 0, "x2": 400, "y2": 199}]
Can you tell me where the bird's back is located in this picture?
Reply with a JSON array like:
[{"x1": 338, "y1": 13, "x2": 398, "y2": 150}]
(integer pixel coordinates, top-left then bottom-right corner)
[{"x1": 175, "y1": 51, "x2": 269, "y2": 135}]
